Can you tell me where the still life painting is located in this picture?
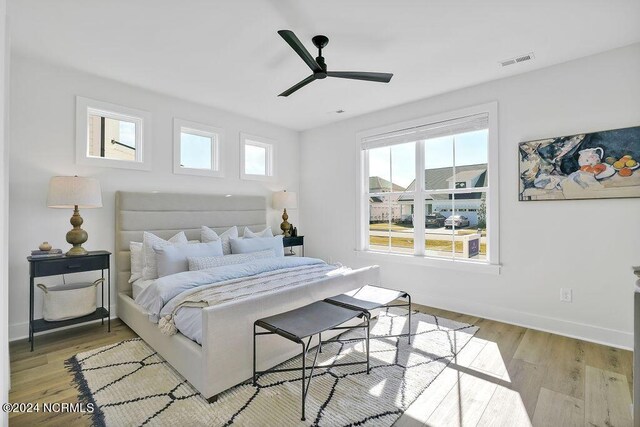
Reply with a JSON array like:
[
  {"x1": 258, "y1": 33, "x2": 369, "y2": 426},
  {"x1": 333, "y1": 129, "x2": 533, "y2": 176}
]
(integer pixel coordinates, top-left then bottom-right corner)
[{"x1": 519, "y1": 125, "x2": 640, "y2": 201}]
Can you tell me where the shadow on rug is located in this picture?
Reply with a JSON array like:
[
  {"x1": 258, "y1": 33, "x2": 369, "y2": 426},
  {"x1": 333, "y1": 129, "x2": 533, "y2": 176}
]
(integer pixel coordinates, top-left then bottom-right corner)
[{"x1": 66, "y1": 309, "x2": 477, "y2": 426}]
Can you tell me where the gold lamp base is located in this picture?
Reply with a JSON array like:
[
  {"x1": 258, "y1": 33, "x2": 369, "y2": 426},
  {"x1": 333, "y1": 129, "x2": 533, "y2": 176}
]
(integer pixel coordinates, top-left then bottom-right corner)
[
  {"x1": 280, "y1": 208, "x2": 292, "y2": 237},
  {"x1": 66, "y1": 206, "x2": 89, "y2": 256}
]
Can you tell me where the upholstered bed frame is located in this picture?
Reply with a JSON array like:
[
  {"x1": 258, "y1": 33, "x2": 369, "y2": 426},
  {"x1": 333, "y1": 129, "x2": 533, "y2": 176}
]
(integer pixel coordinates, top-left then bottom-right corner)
[{"x1": 115, "y1": 191, "x2": 380, "y2": 401}]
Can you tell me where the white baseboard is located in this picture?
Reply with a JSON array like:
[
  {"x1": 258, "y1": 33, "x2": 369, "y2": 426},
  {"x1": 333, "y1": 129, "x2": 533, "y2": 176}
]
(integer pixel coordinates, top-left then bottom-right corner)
[
  {"x1": 414, "y1": 294, "x2": 633, "y2": 350},
  {"x1": 9, "y1": 305, "x2": 117, "y2": 342}
]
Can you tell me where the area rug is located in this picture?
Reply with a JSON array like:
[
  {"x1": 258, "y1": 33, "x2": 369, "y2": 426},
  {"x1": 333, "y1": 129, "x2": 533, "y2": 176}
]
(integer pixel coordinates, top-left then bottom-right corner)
[{"x1": 66, "y1": 309, "x2": 477, "y2": 426}]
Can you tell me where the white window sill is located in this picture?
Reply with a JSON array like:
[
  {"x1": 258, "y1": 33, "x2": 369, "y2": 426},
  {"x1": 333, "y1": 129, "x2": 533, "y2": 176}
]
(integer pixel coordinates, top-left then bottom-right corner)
[{"x1": 354, "y1": 249, "x2": 501, "y2": 275}]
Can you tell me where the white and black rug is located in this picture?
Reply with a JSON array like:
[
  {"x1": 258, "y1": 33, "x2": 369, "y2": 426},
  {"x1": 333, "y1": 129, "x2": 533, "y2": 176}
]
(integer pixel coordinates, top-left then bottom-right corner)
[{"x1": 66, "y1": 309, "x2": 477, "y2": 426}]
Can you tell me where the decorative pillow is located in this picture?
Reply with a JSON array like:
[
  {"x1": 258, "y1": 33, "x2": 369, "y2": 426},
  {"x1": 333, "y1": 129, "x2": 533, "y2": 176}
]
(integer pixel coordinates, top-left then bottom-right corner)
[
  {"x1": 229, "y1": 235, "x2": 285, "y2": 257},
  {"x1": 128, "y1": 242, "x2": 143, "y2": 283},
  {"x1": 142, "y1": 231, "x2": 188, "y2": 280},
  {"x1": 243, "y1": 226, "x2": 274, "y2": 238},
  {"x1": 188, "y1": 249, "x2": 276, "y2": 271},
  {"x1": 154, "y1": 241, "x2": 224, "y2": 278},
  {"x1": 201, "y1": 226, "x2": 238, "y2": 255}
]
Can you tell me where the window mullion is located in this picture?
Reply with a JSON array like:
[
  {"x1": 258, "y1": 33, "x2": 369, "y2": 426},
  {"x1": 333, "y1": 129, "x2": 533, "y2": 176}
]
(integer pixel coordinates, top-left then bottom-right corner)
[{"x1": 414, "y1": 140, "x2": 426, "y2": 256}]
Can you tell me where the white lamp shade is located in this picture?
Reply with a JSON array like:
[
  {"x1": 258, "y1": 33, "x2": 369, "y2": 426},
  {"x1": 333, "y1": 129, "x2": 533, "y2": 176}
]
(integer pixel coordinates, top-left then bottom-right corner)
[
  {"x1": 47, "y1": 176, "x2": 103, "y2": 208},
  {"x1": 272, "y1": 191, "x2": 297, "y2": 209}
]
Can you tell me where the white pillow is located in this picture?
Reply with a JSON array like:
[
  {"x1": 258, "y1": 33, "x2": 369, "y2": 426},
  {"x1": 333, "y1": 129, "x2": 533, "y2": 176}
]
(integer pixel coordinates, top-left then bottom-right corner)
[
  {"x1": 154, "y1": 241, "x2": 224, "y2": 278},
  {"x1": 201, "y1": 226, "x2": 238, "y2": 255},
  {"x1": 229, "y1": 235, "x2": 284, "y2": 257},
  {"x1": 128, "y1": 242, "x2": 143, "y2": 283},
  {"x1": 243, "y1": 227, "x2": 274, "y2": 238},
  {"x1": 188, "y1": 249, "x2": 276, "y2": 271},
  {"x1": 142, "y1": 231, "x2": 188, "y2": 280}
]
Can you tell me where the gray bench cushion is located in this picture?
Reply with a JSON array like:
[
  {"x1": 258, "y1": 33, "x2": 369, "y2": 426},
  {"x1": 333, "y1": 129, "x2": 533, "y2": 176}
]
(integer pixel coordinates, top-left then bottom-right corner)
[
  {"x1": 255, "y1": 301, "x2": 363, "y2": 341},
  {"x1": 325, "y1": 285, "x2": 406, "y2": 311}
]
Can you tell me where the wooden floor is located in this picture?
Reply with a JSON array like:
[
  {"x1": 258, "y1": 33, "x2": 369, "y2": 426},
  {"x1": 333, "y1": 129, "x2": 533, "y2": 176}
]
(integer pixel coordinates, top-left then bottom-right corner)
[{"x1": 8, "y1": 306, "x2": 634, "y2": 426}]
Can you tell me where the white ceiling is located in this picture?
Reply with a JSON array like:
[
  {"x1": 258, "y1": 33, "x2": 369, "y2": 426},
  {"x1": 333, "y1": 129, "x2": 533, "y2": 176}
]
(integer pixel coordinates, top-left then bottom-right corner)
[{"x1": 8, "y1": 0, "x2": 640, "y2": 131}]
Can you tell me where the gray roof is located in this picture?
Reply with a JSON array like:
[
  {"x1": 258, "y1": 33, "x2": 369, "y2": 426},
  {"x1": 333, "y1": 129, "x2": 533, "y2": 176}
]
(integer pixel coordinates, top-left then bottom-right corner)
[
  {"x1": 369, "y1": 176, "x2": 405, "y2": 192},
  {"x1": 399, "y1": 163, "x2": 487, "y2": 201}
]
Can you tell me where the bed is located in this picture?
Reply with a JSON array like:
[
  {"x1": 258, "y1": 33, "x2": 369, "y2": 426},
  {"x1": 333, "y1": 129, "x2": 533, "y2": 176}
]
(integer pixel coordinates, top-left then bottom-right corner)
[{"x1": 115, "y1": 191, "x2": 380, "y2": 401}]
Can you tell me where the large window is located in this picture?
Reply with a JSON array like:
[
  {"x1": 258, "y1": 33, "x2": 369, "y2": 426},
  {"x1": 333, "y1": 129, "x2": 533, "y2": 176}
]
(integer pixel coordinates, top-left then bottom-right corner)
[{"x1": 358, "y1": 103, "x2": 499, "y2": 268}]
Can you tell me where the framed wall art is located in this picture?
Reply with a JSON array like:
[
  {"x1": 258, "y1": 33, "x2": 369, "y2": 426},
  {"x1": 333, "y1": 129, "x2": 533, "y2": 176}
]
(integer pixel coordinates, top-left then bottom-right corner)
[{"x1": 519, "y1": 125, "x2": 640, "y2": 201}]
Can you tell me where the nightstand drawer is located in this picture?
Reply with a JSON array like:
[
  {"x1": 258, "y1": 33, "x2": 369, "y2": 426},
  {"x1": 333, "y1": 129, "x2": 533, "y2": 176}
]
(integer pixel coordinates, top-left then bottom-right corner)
[
  {"x1": 283, "y1": 236, "x2": 304, "y2": 247},
  {"x1": 32, "y1": 255, "x2": 109, "y2": 277}
]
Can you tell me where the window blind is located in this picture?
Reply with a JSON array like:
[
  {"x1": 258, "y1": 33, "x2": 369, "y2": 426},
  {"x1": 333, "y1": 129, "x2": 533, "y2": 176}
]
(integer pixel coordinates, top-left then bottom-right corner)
[{"x1": 361, "y1": 113, "x2": 489, "y2": 150}]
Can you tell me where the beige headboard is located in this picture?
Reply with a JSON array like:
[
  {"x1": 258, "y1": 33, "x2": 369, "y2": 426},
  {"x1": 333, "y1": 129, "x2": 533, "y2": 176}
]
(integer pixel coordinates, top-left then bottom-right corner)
[{"x1": 115, "y1": 191, "x2": 267, "y2": 295}]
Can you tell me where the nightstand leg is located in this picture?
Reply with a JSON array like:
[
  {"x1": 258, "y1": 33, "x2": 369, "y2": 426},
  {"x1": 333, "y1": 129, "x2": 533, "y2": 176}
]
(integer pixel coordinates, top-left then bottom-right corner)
[
  {"x1": 101, "y1": 269, "x2": 104, "y2": 325},
  {"x1": 108, "y1": 266, "x2": 111, "y2": 332},
  {"x1": 29, "y1": 276, "x2": 34, "y2": 351}
]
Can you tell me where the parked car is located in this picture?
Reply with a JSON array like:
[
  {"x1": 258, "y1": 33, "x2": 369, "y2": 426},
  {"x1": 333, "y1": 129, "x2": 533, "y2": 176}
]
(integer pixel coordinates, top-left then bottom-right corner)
[
  {"x1": 425, "y1": 213, "x2": 446, "y2": 228},
  {"x1": 444, "y1": 215, "x2": 470, "y2": 229},
  {"x1": 399, "y1": 214, "x2": 413, "y2": 225}
]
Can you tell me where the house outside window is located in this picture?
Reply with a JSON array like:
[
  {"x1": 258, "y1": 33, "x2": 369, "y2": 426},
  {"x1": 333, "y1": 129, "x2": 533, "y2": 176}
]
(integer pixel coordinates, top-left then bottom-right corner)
[{"x1": 357, "y1": 103, "x2": 499, "y2": 270}]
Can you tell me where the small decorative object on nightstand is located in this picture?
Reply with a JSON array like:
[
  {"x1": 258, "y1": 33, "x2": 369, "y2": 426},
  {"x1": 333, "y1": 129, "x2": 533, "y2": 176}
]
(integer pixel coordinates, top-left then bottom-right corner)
[
  {"x1": 47, "y1": 176, "x2": 103, "y2": 256},
  {"x1": 283, "y1": 235, "x2": 304, "y2": 256},
  {"x1": 272, "y1": 190, "x2": 298, "y2": 237},
  {"x1": 39, "y1": 241, "x2": 52, "y2": 251},
  {"x1": 27, "y1": 250, "x2": 111, "y2": 351}
]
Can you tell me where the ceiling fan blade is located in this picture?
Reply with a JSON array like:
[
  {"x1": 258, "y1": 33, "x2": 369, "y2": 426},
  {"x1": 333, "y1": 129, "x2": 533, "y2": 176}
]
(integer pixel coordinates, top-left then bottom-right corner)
[
  {"x1": 327, "y1": 71, "x2": 393, "y2": 83},
  {"x1": 278, "y1": 30, "x2": 322, "y2": 73},
  {"x1": 278, "y1": 75, "x2": 317, "y2": 97}
]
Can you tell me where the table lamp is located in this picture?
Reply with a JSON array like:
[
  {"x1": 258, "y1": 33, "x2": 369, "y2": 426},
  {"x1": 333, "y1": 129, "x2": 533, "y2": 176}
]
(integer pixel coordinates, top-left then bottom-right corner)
[
  {"x1": 47, "y1": 176, "x2": 103, "y2": 256},
  {"x1": 272, "y1": 190, "x2": 297, "y2": 237}
]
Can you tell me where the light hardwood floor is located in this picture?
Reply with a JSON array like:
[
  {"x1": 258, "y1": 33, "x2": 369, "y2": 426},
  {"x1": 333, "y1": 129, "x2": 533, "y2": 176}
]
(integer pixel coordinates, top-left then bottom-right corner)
[{"x1": 8, "y1": 305, "x2": 633, "y2": 426}]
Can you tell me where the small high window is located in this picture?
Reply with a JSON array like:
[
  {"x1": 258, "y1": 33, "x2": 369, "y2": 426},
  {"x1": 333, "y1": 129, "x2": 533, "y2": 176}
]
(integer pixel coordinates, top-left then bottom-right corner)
[
  {"x1": 173, "y1": 119, "x2": 223, "y2": 177},
  {"x1": 76, "y1": 96, "x2": 151, "y2": 170},
  {"x1": 240, "y1": 133, "x2": 275, "y2": 180}
]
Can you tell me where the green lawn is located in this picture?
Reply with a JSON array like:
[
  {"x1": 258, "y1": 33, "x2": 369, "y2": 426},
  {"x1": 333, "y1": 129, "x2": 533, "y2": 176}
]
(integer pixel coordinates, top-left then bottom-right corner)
[{"x1": 369, "y1": 236, "x2": 487, "y2": 254}]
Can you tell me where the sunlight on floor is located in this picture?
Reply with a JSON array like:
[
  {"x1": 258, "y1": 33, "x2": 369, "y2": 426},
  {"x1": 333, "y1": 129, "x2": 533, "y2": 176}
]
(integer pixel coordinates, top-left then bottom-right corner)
[{"x1": 398, "y1": 334, "x2": 532, "y2": 427}]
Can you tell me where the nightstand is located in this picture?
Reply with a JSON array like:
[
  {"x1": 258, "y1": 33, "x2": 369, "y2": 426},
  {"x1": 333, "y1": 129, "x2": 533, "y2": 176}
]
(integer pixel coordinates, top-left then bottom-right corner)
[
  {"x1": 27, "y1": 250, "x2": 111, "y2": 351},
  {"x1": 283, "y1": 235, "x2": 304, "y2": 256}
]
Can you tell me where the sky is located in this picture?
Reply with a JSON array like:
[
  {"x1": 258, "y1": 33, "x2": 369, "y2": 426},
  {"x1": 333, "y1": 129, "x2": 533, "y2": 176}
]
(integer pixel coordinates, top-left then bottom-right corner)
[
  {"x1": 181, "y1": 132, "x2": 213, "y2": 169},
  {"x1": 118, "y1": 120, "x2": 136, "y2": 148},
  {"x1": 245, "y1": 144, "x2": 266, "y2": 174},
  {"x1": 369, "y1": 129, "x2": 488, "y2": 188}
]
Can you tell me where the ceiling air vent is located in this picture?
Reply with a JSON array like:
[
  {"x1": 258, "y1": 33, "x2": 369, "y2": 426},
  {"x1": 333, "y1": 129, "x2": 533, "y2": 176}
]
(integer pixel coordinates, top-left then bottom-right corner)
[{"x1": 500, "y1": 52, "x2": 535, "y2": 67}]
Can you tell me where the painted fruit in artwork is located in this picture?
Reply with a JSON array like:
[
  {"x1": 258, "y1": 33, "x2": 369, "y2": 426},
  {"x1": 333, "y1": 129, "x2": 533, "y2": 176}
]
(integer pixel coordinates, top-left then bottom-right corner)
[
  {"x1": 592, "y1": 164, "x2": 607, "y2": 174},
  {"x1": 626, "y1": 159, "x2": 637, "y2": 167},
  {"x1": 613, "y1": 160, "x2": 626, "y2": 169},
  {"x1": 619, "y1": 168, "x2": 633, "y2": 177},
  {"x1": 605, "y1": 156, "x2": 617, "y2": 165}
]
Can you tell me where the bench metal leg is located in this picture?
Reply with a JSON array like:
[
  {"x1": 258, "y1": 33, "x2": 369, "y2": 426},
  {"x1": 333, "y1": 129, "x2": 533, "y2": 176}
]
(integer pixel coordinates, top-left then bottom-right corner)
[
  {"x1": 253, "y1": 323, "x2": 257, "y2": 386},
  {"x1": 300, "y1": 341, "x2": 306, "y2": 421}
]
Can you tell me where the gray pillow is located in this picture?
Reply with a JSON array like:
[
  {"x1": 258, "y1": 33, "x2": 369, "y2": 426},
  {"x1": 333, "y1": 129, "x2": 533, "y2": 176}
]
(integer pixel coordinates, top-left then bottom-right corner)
[
  {"x1": 188, "y1": 250, "x2": 276, "y2": 271},
  {"x1": 154, "y1": 241, "x2": 223, "y2": 278},
  {"x1": 229, "y1": 236, "x2": 284, "y2": 257}
]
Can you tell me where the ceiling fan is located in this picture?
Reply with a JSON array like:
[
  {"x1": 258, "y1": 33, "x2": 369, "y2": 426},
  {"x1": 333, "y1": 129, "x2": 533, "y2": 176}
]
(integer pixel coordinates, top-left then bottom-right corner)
[{"x1": 277, "y1": 30, "x2": 393, "y2": 97}]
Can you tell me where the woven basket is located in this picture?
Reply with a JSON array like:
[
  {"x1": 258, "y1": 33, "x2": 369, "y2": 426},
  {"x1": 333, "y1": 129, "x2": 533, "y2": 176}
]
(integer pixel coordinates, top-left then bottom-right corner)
[{"x1": 37, "y1": 279, "x2": 103, "y2": 321}]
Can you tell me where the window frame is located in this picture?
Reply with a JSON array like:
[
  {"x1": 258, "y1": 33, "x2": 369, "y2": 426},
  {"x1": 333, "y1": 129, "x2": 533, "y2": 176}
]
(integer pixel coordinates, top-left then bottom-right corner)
[
  {"x1": 75, "y1": 96, "x2": 152, "y2": 171},
  {"x1": 355, "y1": 102, "x2": 500, "y2": 273},
  {"x1": 239, "y1": 132, "x2": 275, "y2": 181},
  {"x1": 173, "y1": 118, "x2": 224, "y2": 178}
]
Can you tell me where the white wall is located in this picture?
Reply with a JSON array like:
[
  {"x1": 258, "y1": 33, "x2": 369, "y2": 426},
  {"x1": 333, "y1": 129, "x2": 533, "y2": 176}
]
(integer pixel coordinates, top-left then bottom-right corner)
[
  {"x1": 1, "y1": 0, "x2": 9, "y2": 421},
  {"x1": 8, "y1": 54, "x2": 301, "y2": 340},
  {"x1": 300, "y1": 43, "x2": 640, "y2": 349}
]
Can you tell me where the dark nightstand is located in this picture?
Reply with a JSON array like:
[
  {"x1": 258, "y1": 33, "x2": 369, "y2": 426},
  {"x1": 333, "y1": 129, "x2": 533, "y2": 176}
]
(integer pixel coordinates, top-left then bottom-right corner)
[
  {"x1": 283, "y1": 236, "x2": 304, "y2": 256},
  {"x1": 27, "y1": 250, "x2": 111, "y2": 351}
]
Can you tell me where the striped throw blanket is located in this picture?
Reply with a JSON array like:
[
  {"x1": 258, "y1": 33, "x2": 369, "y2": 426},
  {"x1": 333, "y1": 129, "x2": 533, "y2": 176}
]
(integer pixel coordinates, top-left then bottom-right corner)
[{"x1": 158, "y1": 263, "x2": 344, "y2": 335}]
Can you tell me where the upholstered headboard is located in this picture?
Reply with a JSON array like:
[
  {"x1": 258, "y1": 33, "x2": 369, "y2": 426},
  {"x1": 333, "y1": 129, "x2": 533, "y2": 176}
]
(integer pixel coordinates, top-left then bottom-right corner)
[{"x1": 115, "y1": 191, "x2": 267, "y2": 295}]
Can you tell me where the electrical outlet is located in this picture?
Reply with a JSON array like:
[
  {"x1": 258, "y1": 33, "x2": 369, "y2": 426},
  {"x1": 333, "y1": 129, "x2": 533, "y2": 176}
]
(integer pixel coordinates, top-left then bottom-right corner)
[{"x1": 560, "y1": 288, "x2": 572, "y2": 303}]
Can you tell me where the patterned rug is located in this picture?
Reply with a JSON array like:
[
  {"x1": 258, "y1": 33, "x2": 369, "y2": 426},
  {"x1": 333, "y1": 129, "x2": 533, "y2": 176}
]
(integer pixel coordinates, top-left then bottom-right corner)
[{"x1": 66, "y1": 309, "x2": 477, "y2": 426}]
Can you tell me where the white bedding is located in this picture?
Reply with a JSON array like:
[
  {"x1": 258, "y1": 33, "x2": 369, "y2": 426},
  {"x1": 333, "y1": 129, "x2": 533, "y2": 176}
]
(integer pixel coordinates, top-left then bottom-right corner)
[
  {"x1": 134, "y1": 257, "x2": 348, "y2": 344},
  {"x1": 131, "y1": 278, "x2": 155, "y2": 299}
]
